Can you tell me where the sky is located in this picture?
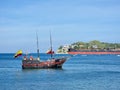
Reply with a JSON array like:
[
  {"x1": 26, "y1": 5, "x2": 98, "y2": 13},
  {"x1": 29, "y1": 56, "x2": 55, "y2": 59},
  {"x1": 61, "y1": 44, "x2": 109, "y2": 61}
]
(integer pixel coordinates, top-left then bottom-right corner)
[{"x1": 0, "y1": 0, "x2": 120, "y2": 53}]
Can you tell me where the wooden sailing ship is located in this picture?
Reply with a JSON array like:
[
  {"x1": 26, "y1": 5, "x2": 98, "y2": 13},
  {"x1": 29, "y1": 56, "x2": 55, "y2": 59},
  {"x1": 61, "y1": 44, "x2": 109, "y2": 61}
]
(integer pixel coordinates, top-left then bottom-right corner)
[{"x1": 22, "y1": 31, "x2": 68, "y2": 69}]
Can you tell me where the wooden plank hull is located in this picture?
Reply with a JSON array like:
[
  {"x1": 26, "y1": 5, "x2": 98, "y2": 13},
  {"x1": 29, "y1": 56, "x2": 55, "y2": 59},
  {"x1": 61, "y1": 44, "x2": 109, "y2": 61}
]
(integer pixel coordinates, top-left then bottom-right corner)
[{"x1": 22, "y1": 58, "x2": 67, "y2": 69}]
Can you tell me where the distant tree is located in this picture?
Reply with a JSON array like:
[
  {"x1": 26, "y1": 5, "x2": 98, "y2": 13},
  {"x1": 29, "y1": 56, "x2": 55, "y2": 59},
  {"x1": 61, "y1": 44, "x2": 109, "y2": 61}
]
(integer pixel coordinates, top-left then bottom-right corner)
[
  {"x1": 57, "y1": 40, "x2": 120, "y2": 53},
  {"x1": 58, "y1": 46, "x2": 63, "y2": 49}
]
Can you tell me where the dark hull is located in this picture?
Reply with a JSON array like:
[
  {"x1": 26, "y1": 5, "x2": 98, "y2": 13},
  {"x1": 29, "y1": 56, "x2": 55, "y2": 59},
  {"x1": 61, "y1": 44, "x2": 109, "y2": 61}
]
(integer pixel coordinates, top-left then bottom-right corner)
[
  {"x1": 22, "y1": 58, "x2": 67, "y2": 69},
  {"x1": 68, "y1": 51, "x2": 120, "y2": 55}
]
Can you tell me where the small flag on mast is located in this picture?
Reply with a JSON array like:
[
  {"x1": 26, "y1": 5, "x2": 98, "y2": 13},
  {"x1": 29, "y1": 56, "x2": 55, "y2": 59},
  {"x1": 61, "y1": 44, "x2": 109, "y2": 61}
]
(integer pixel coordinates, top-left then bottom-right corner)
[
  {"x1": 46, "y1": 49, "x2": 54, "y2": 54},
  {"x1": 14, "y1": 50, "x2": 22, "y2": 58}
]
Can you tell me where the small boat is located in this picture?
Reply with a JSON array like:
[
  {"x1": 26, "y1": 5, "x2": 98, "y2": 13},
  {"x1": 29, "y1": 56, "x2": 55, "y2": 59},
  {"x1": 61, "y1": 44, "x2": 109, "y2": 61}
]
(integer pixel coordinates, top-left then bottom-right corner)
[{"x1": 22, "y1": 31, "x2": 68, "y2": 69}]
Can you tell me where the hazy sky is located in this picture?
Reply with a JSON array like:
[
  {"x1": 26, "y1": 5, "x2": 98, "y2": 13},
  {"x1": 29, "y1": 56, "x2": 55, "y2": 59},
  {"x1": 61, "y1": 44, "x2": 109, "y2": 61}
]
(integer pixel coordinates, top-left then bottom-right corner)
[{"x1": 0, "y1": 0, "x2": 120, "y2": 53}]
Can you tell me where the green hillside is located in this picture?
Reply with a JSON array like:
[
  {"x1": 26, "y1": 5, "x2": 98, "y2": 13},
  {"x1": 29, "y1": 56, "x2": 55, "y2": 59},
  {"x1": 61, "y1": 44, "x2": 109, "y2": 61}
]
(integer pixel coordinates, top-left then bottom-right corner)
[{"x1": 57, "y1": 40, "x2": 120, "y2": 53}]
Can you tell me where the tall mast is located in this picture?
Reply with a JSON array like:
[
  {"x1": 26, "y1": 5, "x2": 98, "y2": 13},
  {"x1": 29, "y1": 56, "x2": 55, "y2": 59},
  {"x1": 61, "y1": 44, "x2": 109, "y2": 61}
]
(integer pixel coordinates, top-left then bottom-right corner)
[
  {"x1": 50, "y1": 30, "x2": 53, "y2": 58},
  {"x1": 36, "y1": 31, "x2": 40, "y2": 60}
]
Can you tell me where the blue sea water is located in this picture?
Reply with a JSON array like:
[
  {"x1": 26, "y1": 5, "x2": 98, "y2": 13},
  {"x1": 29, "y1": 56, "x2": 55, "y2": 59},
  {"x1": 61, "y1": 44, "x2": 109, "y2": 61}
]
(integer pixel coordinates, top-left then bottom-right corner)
[{"x1": 0, "y1": 53, "x2": 120, "y2": 90}]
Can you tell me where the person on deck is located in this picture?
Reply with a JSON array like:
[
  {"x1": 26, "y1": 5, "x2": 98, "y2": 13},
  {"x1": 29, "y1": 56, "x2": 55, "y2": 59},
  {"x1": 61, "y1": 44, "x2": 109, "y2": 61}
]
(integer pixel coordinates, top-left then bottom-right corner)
[
  {"x1": 23, "y1": 56, "x2": 27, "y2": 60},
  {"x1": 30, "y1": 56, "x2": 33, "y2": 60}
]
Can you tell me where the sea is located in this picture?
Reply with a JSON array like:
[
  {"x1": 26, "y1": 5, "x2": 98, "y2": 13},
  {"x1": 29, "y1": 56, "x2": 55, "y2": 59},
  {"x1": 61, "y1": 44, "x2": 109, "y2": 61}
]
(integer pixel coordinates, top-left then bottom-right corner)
[{"x1": 0, "y1": 53, "x2": 120, "y2": 90}]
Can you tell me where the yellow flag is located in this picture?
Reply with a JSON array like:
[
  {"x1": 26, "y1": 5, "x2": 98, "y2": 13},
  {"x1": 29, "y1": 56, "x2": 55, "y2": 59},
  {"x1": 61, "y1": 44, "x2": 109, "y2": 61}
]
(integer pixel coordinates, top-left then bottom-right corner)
[{"x1": 14, "y1": 50, "x2": 22, "y2": 58}]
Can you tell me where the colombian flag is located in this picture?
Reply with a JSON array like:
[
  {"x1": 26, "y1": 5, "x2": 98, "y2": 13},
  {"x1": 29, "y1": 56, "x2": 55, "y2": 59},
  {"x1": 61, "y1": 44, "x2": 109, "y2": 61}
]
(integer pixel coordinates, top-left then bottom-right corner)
[{"x1": 14, "y1": 50, "x2": 22, "y2": 58}]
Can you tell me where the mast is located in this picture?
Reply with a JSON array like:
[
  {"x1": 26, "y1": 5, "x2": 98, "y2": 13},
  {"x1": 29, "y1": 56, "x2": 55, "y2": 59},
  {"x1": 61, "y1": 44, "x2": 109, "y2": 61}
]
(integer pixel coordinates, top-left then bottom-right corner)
[
  {"x1": 36, "y1": 31, "x2": 40, "y2": 60},
  {"x1": 50, "y1": 30, "x2": 53, "y2": 58}
]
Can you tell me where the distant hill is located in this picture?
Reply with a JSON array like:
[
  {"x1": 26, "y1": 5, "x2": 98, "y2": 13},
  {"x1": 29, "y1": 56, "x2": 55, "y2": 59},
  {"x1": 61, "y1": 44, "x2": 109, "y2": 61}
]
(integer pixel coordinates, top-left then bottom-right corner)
[{"x1": 57, "y1": 40, "x2": 120, "y2": 53}]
